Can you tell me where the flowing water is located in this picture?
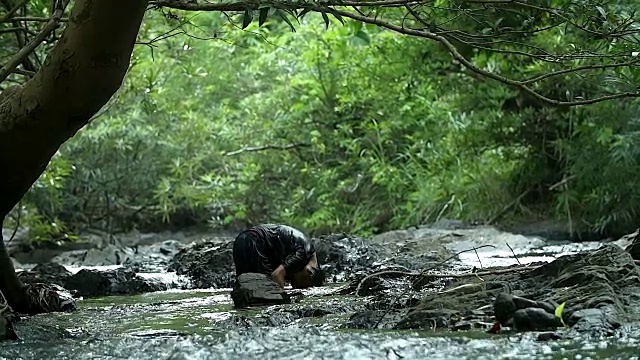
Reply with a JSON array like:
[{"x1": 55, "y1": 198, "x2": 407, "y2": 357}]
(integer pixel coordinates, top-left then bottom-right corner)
[{"x1": 1, "y1": 237, "x2": 640, "y2": 359}]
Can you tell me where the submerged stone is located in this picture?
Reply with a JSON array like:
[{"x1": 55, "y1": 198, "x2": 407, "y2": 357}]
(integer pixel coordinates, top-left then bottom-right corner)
[{"x1": 230, "y1": 273, "x2": 291, "y2": 309}]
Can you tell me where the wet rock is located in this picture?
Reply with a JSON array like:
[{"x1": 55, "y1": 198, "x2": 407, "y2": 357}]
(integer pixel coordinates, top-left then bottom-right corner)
[
  {"x1": 13, "y1": 322, "x2": 80, "y2": 342},
  {"x1": 536, "y1": 332, "x2": 564, "y2": 341},
  {"x1": 167, "y1": 240, "x2": 235, "y2": 289},
  {"x1": 512, "y1": 308, "x2": 561, "y2": 331},
  {"x1": 52, "y1": 244, "x2": 136, "y2": 267},
  {"x1": 344, "y1": 310, "x2": 404, "y2": 330},
  {"x1": 17, "y1": 262, "x2": 72, "y2": 288},
  {"x1": 313, "y1": 234, "x2": 383, "y2": 283},
  {"x1": 230, "y1": 273, "x2": 291, "y2": 309},
  {"x1": 567, "y1": 308, "x2": 621, "y2": 335},
  {"x1": 52, "y1": 241, "x2": 179, "y2": 273},
  {"x1": 263, "y1": 312, "x2": 298, "y2": 326},
  {"x1": 64, "y1": 268, "x2": 167, "y2": 297},
  {"x1": 287, "y1": 298, "x2": 364, "y2": 318},
  {"x1": 624, "y1": 229, "x2": 640, "y2": 260}
]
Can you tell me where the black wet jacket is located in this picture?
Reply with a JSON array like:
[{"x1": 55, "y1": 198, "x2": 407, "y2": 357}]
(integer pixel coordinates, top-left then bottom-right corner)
[{"x1": 243, "y1": 224, "x2": 315, "y2": 275}]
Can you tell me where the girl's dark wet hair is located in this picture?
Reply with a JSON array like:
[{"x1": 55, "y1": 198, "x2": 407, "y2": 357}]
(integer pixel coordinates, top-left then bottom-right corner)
[{"x1": 310, "y1": 266, "x2": 326, "y2": 286}]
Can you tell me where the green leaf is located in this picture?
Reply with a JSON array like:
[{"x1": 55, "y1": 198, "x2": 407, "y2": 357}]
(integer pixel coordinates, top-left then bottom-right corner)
[
  {"x1": 298, "y1": 7, "x2": 313, "y2": 19},
  {"x1": 352, "y1": 20, "x2": 362, "y2": 33},
  {"x1": 328, "y1": 9, "x2": 345, "y2": 25},
  {"x1": 276, "y1": 9, "x2": 297, "y2": 32},
  {"x1": 242, "y1": 9, "x2": 253, "y2": 29},
  {"x1": 555, "y1": 302, "x2": 567, "y2": 326},
  {"x1": 321, "y1": 11, "x2": 330, "y2": 29},
  {"x1": 351, "y1": 30, "x2": 371, "y2": 46},
  {"x1": 258, "y1": 7, "x2": 270, "y2": 27}
]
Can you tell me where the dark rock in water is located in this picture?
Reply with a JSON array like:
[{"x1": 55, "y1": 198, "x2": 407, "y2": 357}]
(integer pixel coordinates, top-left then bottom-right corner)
[
  {"x1": 17, "y1": 262, "x2": 72, "y2": 288},
  {"x1": 313, "y1": 234, "x2": 383, "y2": 283},
  {"x1": 536, "y1": 332, "x2": 564, "y2": 341},
  {"x1": 167, "y1": 240, "x2": 235, "y2": 289},
  {"x1": 230, "y1": 273, "x2": 291, "y2": 309},
  {"x1": 512, "y1": 308, "x2": 561, "y2": 331},
  {"x1": 567, "y1": 308, "x2": 621, "y2": 335},
  {"x1": 64, "y1": 268, "x2": 167, "y2": 297}
]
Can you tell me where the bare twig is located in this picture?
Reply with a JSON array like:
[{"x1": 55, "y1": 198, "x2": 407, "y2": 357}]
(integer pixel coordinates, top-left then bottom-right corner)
[
  {"x1": 474, "y1": 247, "x2": 483, "y2": 268},
  {"x1": 505, "y1": 242, "x2": 522, "y2": 265},
  {"x1": 225, "y1": 143, "x2": 311, "y2": 156},
  {"x1": 0, "y1": 0, "x2": 70, "y2": 84}
]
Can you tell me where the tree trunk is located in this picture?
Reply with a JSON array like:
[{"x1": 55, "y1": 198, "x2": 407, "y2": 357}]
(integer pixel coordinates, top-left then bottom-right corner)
[{"x1": 0, "y1": 0, "x2": 148, "y2": 312}]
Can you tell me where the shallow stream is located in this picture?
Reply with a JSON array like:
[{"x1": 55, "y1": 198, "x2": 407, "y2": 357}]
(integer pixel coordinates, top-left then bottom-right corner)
[{"x1": 1, "y1": 236, "x2": 640, "y2": 359}]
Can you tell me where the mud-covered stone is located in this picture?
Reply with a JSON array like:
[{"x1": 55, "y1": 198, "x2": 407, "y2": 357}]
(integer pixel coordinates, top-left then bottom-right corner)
[
  {"x1": 64, "y1": 267, "x2": 167, "y2": 297},
  {"x1": 230, "y1": 273, "x2": 291, "y2": 309}
]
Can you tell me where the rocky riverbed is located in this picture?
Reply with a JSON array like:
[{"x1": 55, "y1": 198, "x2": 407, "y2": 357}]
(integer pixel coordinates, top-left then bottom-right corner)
[{"x1": 3, "y1": 224, "x2": 640, "y2": 359}]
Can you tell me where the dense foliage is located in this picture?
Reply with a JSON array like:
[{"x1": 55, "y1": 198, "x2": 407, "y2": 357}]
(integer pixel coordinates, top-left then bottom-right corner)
[{"x1": 2, "y1": 1, "x2": 640, "y2": 242}]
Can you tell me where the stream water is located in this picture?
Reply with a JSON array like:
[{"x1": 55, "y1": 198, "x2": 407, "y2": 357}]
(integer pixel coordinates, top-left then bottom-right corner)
[{"x1": 1, "y1": 235, "x2": 640, "y2": 359}]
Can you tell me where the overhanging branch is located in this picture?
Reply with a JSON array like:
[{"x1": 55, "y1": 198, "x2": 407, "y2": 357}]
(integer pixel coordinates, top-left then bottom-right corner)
[{"x1": 150, "y1": 0, "x2": 640, "y2": 106}]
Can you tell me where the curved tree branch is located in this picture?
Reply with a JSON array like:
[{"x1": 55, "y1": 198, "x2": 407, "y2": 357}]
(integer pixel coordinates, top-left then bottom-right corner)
[{"x1": 149, "y1": 0, "x2": 640, "y2": 106}]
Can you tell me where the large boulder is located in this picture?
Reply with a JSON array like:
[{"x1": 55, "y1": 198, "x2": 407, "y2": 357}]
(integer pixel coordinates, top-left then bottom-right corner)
[
  {"x1": 312, "y1": 234, "x2": 384, "y2": 283},
  {"x1": 64, "y1": 268, "x2": 167, "y2": 297},
  {"x1": 167, "y1": 240, "x2": 236, "y2": 289},
  {"x1": 230, "y1": 273, "x2": 291, "y2": 308}
]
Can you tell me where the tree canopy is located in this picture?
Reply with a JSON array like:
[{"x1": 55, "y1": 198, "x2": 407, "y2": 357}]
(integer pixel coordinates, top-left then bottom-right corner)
[{"x1": 2, "y1": 0, "x2": 640, "y2": 246}]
